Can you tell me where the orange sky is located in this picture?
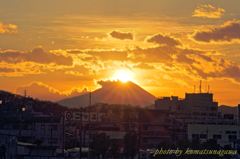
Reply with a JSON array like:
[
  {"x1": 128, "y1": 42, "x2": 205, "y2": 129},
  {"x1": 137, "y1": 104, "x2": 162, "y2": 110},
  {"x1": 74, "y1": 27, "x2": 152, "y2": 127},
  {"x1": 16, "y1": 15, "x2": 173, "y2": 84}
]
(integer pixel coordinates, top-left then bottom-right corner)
[{"x1": 1, "y1": 0, "x2": 240, "y2": 106}]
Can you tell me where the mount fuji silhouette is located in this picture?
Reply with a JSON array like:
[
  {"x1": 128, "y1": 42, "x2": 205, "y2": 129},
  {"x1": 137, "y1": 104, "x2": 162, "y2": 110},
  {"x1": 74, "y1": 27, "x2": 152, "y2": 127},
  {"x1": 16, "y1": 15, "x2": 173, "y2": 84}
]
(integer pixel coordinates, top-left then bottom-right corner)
[{"x1": 57, "y1": 80, "x2": 157, "y2": 108}]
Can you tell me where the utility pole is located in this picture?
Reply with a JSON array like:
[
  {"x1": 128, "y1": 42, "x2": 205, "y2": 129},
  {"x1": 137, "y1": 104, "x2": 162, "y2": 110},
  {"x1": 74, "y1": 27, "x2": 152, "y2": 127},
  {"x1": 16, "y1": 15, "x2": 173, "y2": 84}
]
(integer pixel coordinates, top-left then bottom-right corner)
[
  {"x1": 50, "y1": 112, "x2": 53, "y2": 147},
  {"x1": 79, "y1": 107, "x2": 83, "y2": 159},
  {"x1": 62, "y1": 113, "x2": 65, "y2": 156},
  {"x1": 205, "y1": 127, "x2": 210, "y2": 140},
  {"x1": 88, "y1": 92, "x2": 91, "y2": 159}
]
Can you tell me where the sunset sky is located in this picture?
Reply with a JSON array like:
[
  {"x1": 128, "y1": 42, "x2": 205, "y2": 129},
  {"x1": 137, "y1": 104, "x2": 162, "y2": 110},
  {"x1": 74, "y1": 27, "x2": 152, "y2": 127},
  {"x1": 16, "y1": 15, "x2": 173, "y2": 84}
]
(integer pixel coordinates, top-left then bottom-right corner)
[{"x1": 1, "y1": 0, "x2": 240, "y2": 106}]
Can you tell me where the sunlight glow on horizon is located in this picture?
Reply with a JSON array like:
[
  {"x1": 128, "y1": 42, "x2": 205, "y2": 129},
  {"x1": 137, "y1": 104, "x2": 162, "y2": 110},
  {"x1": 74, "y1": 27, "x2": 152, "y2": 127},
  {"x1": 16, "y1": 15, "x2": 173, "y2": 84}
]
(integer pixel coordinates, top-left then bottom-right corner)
[{"x1": 112, "y1": 70, "x2": 135, "y2": 83}]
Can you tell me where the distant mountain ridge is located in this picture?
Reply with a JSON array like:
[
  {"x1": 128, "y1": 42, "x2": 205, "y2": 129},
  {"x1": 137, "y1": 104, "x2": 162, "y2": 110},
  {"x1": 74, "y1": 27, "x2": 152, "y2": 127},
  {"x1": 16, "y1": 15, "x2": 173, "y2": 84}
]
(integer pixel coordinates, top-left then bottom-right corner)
[
  {"x1": 218, "y1": 105, "x2": 238, "y2": 119},
  {"x1": 57, "y1": 80, "x2": 157, "y2": 108}
]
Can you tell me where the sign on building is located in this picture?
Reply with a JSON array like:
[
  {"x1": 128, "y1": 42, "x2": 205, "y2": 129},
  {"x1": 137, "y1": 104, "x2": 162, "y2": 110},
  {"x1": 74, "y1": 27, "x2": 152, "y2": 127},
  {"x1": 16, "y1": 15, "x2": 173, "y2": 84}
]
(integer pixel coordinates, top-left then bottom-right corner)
[{"x1": 65, "y1": 111, "x2": 105, "y2": 122}]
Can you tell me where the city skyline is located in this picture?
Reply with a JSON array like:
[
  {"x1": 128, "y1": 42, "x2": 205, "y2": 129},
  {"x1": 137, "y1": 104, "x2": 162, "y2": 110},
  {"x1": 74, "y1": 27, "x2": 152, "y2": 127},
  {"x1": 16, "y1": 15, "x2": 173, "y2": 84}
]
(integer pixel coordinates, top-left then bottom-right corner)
[{"x1": 1, "y1": 0, "x2": 240, "y2": 106}]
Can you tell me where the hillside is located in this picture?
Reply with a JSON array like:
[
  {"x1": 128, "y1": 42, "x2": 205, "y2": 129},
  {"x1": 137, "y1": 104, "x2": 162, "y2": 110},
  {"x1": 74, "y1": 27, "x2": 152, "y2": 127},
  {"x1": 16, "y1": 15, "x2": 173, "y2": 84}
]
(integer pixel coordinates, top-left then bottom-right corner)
[{"x1": 57, "y1": 80, "x2": 157, "y2": 108}]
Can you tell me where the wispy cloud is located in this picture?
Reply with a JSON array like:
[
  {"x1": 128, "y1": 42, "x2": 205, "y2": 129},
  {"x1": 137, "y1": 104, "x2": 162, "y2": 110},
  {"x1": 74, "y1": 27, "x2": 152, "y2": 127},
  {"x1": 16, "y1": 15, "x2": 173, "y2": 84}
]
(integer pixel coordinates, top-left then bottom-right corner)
[{"x1": 192, "y1": 4, "x2": 225, "y2": 18}]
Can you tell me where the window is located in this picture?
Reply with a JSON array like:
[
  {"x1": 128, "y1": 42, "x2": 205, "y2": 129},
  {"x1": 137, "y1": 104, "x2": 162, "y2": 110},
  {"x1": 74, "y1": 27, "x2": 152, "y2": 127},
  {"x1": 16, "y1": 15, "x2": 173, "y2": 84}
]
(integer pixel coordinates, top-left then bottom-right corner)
[
  {"x1": 142, "y1": 138, "x2": 147, "y2": 143},
  {"x1": 41, "y1": 124, "x2": 45, "y2": 130},
  {"x1": 142, "y1": 125, "x2": 148, "y2": 130},
  {"x1": 13, "y1": 124, "x2": 19, "y2": 129},
  {"x1": 213, "y1": 134, "x2": 221, "y2": 139},
  {"x1": 225, "y1": 131, "x2": 237, "y2": 134},
  {"x1": 48, "y1": 138, "x2": 57, "y2": 144},
  {"x1": 211, "y1": 107, "x2": 217, "y2": 111},
  {"x1": 209, "y1": 113, "x2": 216, "y2": 116},
  {"x1": 192, "y1": 134, "x2": 199, "y2": 139},
  {"x1": 193, "y1": 112, "x2": 200, "y2": 115},
  {"x1": 229, "y1": 135, "x2": 237, "y2": 140},
  {"x1": 52, "y1": 125, "x2": 58, "y2": 130},
  {"x1": 200, "y1": 134, "x2": 207, "y2": 139},
  {"x1": 48, "y1": 124, "x2": 58, "y2": 130},
  {"x1": 226, "y1": 131, "x2": 231, "y2": 134}
]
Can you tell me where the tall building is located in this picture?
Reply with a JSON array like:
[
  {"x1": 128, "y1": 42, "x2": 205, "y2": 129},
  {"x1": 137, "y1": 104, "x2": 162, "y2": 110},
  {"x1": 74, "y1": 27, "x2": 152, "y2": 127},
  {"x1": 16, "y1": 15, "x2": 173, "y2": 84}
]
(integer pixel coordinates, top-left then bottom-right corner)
[{"x1": 155, "y1": 93, "x2": 218, "y2": 119}]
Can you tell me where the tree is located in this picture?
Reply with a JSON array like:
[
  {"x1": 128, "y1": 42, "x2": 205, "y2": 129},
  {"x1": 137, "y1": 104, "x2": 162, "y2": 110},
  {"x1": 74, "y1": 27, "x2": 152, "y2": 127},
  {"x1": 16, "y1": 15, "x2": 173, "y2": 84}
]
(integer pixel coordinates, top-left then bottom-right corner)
[
  {"x1": 90, "y1": 133, "x2": 110, "y2": 159},
  {"x1": 124, "y1": 132, "x2": 138, "y2": 159},
  {"x1": 109, "y1": 139, "x2": 121, "y2": 159}
]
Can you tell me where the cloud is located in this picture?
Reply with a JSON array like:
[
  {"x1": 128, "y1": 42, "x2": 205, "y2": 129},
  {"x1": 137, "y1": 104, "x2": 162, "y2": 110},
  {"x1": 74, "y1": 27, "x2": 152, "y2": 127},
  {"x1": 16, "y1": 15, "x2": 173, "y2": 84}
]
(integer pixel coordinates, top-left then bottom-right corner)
[
  {"x1": 0, "y1": 47, "x2": 73, "y2": 65},
  {"x1": 176, "y1": 54, "x2": 198, "y2": 64},
  {"x1": 0, "y1": 21, "x2": 18, "y2": 35},
  {"x1": 185, "y1": 56, "x2": 240, "y2": 84},
  {"x1": 64, "y1": 71, "x2": 83, "y2": 76},
  {"x1": 133, "y1": 62, "x2": 155, "y2": 70},
  {"x1": 16, "y1": 82, "x2": 89, "y2": 101},
  {"x1": 161, "y1": 74, "x2": 191, "y2": 88},
  {"x1": 108, "y1": 30, "x2": 134, "y2": 40},
  {"x1": 197, "y1": 54, "x2": 214, "y2": 62},
  {"x1": 190, "y1": 20, "x2": 240, "y2": 43},
  {"x1": 0, "y1": 67, "x2": 15, "y2": 73},
  {"x1": 66, "y1": 44, "x2": 211, "y2": 66},
  {"x1": 192, "y1": 4, "x2": 225, "y2": 18},
  {"x1": 145, "y1": 33, "x2": 181, "y2": 46},
  {"x1": 73, "y1": 49, "x2": 129, "y2": 62},
  {"x1": 0, "y1": 47, "x2": 74, "y2": 76},
  {"x1": 0, "y1": 61, "x2": 43, "y2": 76}
]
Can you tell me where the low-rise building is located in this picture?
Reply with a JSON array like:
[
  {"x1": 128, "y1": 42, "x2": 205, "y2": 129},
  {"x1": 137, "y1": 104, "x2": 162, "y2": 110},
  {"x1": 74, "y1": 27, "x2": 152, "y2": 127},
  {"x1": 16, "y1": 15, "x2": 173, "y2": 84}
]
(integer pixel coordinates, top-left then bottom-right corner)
[{"x1": 188, "y1": 124, "x2": 240, "y2": 148}]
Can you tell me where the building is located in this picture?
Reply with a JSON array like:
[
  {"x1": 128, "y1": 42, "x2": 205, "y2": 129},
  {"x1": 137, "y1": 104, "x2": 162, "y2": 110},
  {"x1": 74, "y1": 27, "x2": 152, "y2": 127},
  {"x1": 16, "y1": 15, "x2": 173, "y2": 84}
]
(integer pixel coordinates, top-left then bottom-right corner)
[
  {"x1": 188, "y1": 124, "x2": 240, "y2": 148},
  {"x1": 0, "y1": 115, "x2": 63, "y2": 158},
  {"x1": 155, "y1": 93, "x2": 218, "y2": 119}
]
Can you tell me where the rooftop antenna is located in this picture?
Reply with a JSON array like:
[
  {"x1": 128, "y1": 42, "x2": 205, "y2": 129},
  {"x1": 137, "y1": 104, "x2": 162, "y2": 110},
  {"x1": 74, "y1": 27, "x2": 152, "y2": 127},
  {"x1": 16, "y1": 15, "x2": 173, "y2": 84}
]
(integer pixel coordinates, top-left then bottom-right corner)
[
  {"x1": 24, "y1": 89, "x2": 27, "y2": 97},
  {"x1": 199, "y1": 80, "x2": 201, "y2": 93},
  {"x1": 205, "y1": 80, "x2": 207, "y2": 93},
  {"x1": 88, "y1": 91, "x2": 91, "y2": 159},
  {"x1": 194, "y1": 85, "x2": 195, "y2": 93},
  {"x1": 208, "y1": 85, "x2": 210, "y2": 93},
  {"x1": 174, "y1": 86, "x2": 175, "y2": 96}
]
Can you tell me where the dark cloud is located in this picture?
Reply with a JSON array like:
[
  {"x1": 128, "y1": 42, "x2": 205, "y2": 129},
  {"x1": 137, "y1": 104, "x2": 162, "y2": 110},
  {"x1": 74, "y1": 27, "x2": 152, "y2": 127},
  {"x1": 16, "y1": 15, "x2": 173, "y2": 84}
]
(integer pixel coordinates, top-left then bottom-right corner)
[
  {"x1": 188, "y1": 58, "x2": 240, "y2": 83},
  {"x1": 222, "y1": 65, "x2": 240, "y2": 79},
  {"x1": 197, "y1": 54, "x2": 213, "y2": 62},
  {"x1": 72, "y1": 44, "x2": 209, "y2": 65},
  {"x1": 145, "y1": 33, "x2": 181, "y2": 46},
  {"x1": 191, "y1": 20, "x2": 240, "y2": 43},
  {"x1": 188, "y1": 65, "x2": 219, "y2": 79},
  {"x1": 0, "y1": 47, "x2": 73, "y2": 66},
  {"x1": 109, "y1": 30, "x2": 134, "y2": 40},
  {"x1": 176, "y1": 54, "x2": 198, "y2": 64},
  {"x1": 129, "y1": 46, "x2": 177, "y2": 63},
  {"x1": 0, "y1": 67, "x2": 15, "y2": 73},
  {"x1": 67, "y1": 50, "x2": 83, "y2": 54}
]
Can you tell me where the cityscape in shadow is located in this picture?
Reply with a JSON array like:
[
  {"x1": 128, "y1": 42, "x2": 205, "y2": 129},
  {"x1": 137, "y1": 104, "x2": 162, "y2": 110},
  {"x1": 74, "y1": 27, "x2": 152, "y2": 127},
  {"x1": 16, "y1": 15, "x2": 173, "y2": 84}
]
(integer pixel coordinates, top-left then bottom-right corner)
[{"x1": 0, "y1": 81, "x2": 240, "y2": 159}]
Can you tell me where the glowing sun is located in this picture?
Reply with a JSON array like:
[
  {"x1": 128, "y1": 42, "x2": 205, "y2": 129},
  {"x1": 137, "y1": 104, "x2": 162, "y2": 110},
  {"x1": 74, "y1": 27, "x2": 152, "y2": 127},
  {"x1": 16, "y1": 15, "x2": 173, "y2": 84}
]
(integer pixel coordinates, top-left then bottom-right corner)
[{"x1": 113, "y1": 70, "x2": 134, "y2": 83}]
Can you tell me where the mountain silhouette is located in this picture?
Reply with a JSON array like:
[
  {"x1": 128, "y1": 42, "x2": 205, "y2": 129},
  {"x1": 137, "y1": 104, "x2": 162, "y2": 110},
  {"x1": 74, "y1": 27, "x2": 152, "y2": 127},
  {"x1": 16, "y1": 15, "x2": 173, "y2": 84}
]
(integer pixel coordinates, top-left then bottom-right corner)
[
  {"x1": 218, "y1": 105, "x2": 238, "y2": 119},
  {"x1": 57, "y1": 80, "x2": 157, "y2": 108}
]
